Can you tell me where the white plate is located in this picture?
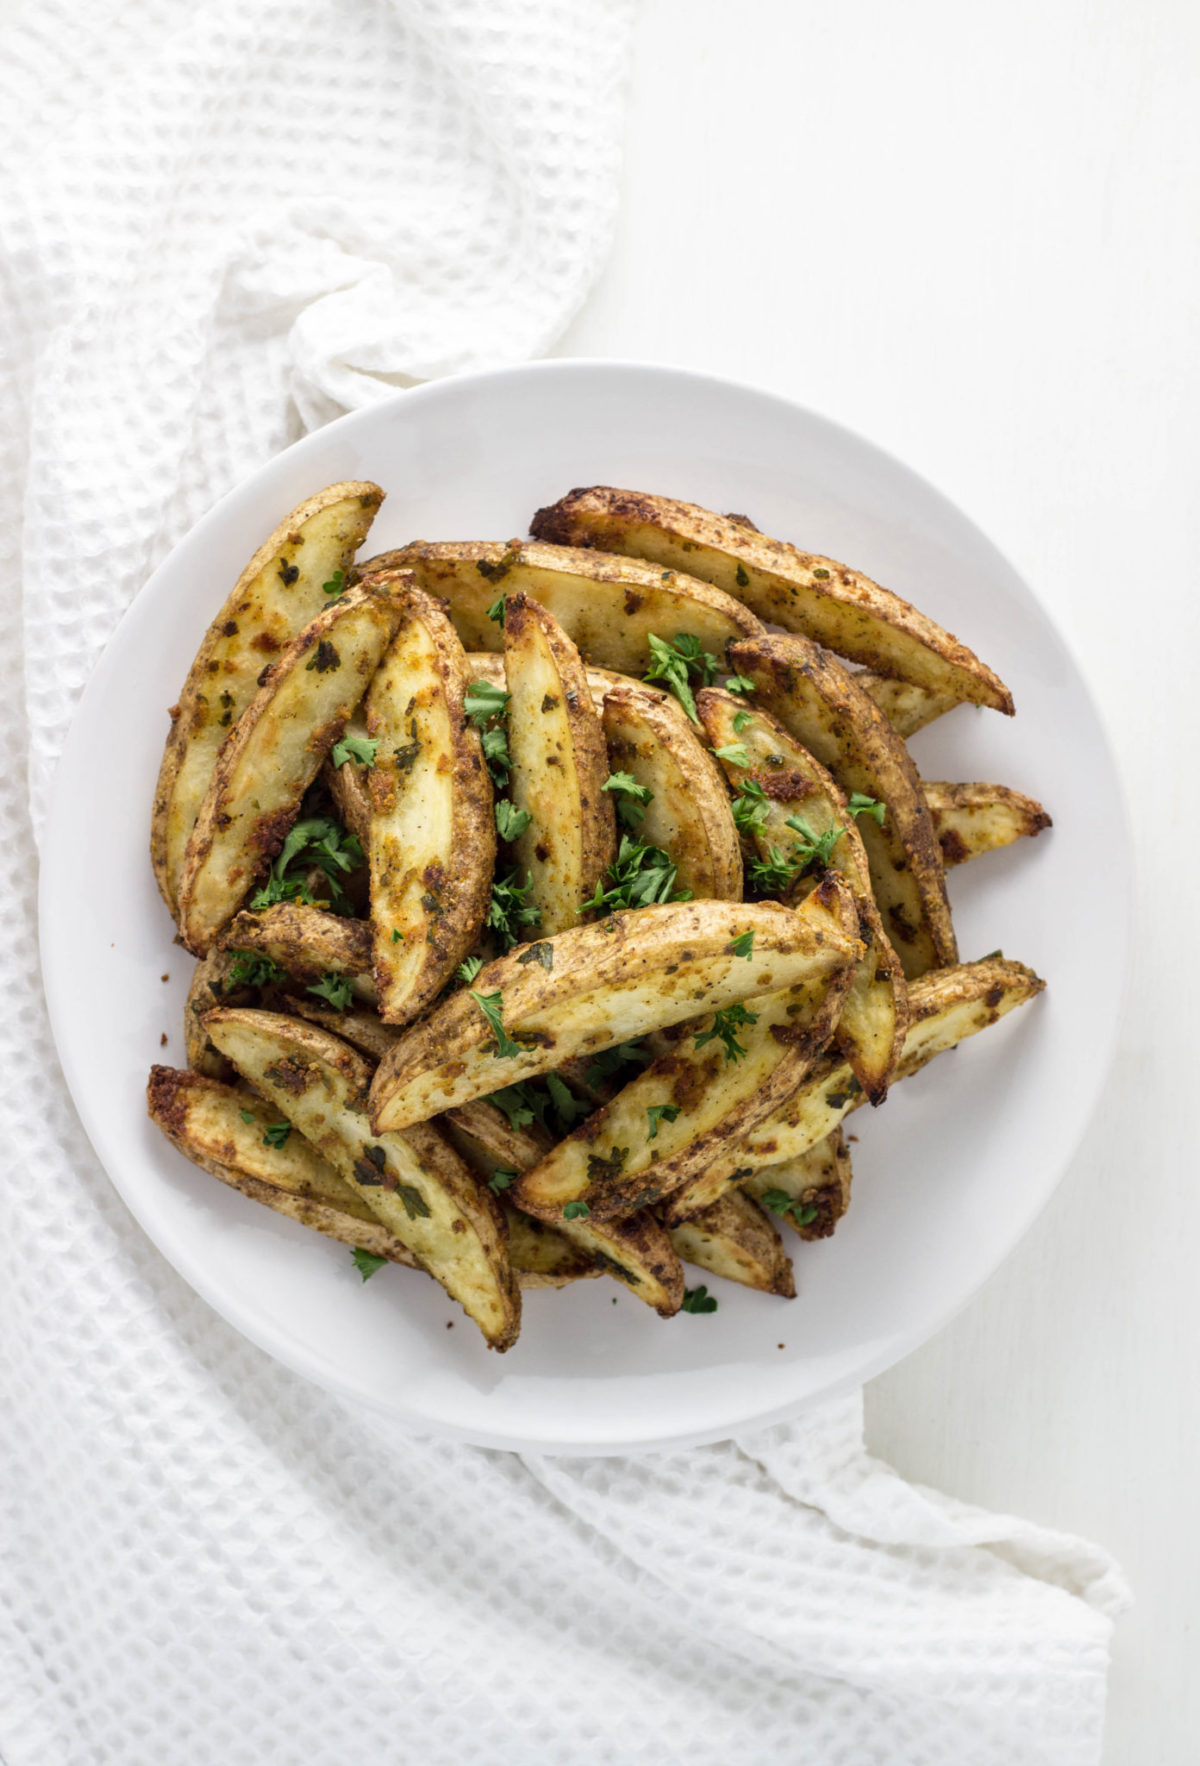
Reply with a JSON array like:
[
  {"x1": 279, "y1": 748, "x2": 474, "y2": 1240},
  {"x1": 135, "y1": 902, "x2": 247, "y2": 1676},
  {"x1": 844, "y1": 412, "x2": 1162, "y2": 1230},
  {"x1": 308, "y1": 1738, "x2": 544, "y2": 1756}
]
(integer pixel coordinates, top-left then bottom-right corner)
[{"x1": 39, "y1": 361, "x2": 1130, "y2": 1454}]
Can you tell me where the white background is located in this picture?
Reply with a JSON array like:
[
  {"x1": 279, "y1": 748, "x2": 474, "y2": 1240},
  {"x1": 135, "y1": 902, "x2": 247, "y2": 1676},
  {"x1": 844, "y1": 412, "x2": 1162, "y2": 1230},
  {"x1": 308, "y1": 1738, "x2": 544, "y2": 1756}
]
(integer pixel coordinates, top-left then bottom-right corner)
[{"x1": 559, "y1": 3, "x2": 1199, "y2": 1761}]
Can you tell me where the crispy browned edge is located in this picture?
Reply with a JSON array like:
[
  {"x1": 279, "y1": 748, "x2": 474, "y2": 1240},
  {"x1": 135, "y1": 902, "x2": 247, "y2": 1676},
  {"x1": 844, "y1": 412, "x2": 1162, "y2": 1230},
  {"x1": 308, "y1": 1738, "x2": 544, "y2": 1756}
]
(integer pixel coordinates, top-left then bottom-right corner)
[
  {"x1": 669, "y1": 1190, "x2": 795, "y2": 1297},
  {"x1": 601, "y1": 679, "x2": 743, "y2": 901},
  {"x1": 503, "y1": 589, "x2": 616, "y2": 929},
  {"x1": 530, "y1": 486, "x2": 1013, "y2": 714},
  {"x1": 147, "y1": 1065, "x2": 417, "y2": 1267},
  {"x1": 362, "y1": 573, "x2": 496, "y2": 1023},
  {"x1": 176, "y1": 584, "x2": 401, "y2": 954},
  {"x1": 728, "y1": 633, "x2": 957, "y2": 978},
  {"x1": 151, "y1": 483, "x2": 383, "y2": 917},
  {"x1": 924, "y1": 780, "x2": 1053, "y2": 868},
  {"x1": 697, "y1": 684, "x2": 907, "y2": 1101}
]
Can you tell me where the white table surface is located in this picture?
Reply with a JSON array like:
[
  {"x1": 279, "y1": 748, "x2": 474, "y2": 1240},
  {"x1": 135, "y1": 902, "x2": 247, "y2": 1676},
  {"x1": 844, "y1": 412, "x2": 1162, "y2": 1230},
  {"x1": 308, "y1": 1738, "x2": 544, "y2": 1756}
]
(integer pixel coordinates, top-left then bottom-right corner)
[{"x1": 559, "y1": 3, "x2": 1199, "y2": 1760}]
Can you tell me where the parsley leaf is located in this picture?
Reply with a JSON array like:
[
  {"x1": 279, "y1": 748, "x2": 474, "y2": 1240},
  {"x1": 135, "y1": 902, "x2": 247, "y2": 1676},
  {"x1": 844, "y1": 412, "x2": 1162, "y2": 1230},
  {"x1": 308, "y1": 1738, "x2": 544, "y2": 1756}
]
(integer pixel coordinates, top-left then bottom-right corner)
[
  {"x1": 760, "y1": 1189, "x2": 820, "y2": 1229},
  {"x1": 306, "y1": 972, "x2": 355, "y2": 1010},
  {"x1": 249, "y1": 815, "x2": 363, "y2": 914},
  {"x1": 681, "y1": 1284, "x2": 719, "y2": 1313},
  {"x1": 488, "y1": 1167, "x2": 518, "y2": 1193},
  {"x1": 730, "y1": 778, "x2": 771, "y2": 836},
  {"x1": 693, "y1": 1003, "x2": 759, "y2": 1063},
  {"x1": 330, "y1": 733, "x2": 378, "y2": 768},
  {"x1": 322, "y1": 570, "x2": 346, "y2": 598},
  {"x1": 465, "y1": 679, "x2": 513, "y2": 790},
  {"x1": 470, "y1": 989, "x2": 528, "y2": 1059},
  {"x1": 487, "y1": 868, "x2": 541, "y2": 951},
  {"x1": 351, "y1": 1247, "x2": 387, "y2": 1280},
  {"x1": 238, "y1": 1108, "x2": 256, "y2": 1125},
  {"x1": 727, "y1": 930, "x2": 755, "y2": 961},
  {"x1": 848, "y1": 792, "x2": 887, "y2": 826},
  {"x1": 486, "y1": 1084, "x2": 539, "y2": 1130},
  {"x1": 784, "y1": 814, "x2": 844, "y2": 867},
  {"x1": 486, "y1": 592, "x2": 507, "y2": 625},
  {"x1": 602, "y1": 770, "x2": 654, "y2": 831},
  {"x1": 646, "y1": 1102, "x2": 681, "y2": 1140},
  {"x1": 643, "y1": 632, "x2": 718, "y2": 722},
  {"x1": 581, "y1": 834, "x2": 691, "y2": 914},
  {"x1": 723, "y1": 674, "x2": 756, "y2": 694},
  {"x1": 747, "y1": 847, "x2": 803, "y2": 894},
  {"x1": 545, "y1": 1071, "x2": 588, "y2": 1128},
  {"x1": 713, "y1": 743, "x2": 750, "y2": 768},
  {"x1": 457, "y1": 954, "x2": 485, "y2": 984},
  {"x1": 495, "y1": 799, "x2": 532, "y2": 841},
  {"x1": 224, "y1": 949, "x2": 287, "y2": 990},
  {"x1": 464, "y1": 680, "x2": 510, "y2": 724},
  {"x1": 263, "y1": 1122, "x2": 292, "y2": 1149},
  {"x1": 731, "y1": 709, "x2": 754, "y2": 734},
  {"x1": 562, "y1": 1200, "x2": 591, "y2": 1220},
  {"x1": 583, "y1": 1040, "x2": 652, "y2": 1089},
  {"x1": 516, "y1": 941, "x2": 554, "y2": 971}
]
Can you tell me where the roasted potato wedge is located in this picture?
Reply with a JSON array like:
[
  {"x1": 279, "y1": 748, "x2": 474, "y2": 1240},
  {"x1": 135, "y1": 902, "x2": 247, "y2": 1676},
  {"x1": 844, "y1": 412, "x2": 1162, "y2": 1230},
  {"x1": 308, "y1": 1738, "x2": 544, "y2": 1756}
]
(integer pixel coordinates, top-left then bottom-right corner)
[
  {"x1": 369, "y1": 895, "x2": 862, "y2": 1133},
  {"x1": 858, "y1": 673, "x2": 962, "y2": 737},
  {"x1": 363, "y1": 577, "x2": 495, "y2": 1024},
  {"x1": 203, "y1": 1010, "x2": 521, "y2": 1349},
  {"x1": 668, "y1": 1190, "x2": 795, "y2": 1297},
  {"x1": 323, "y1": 707, "x2": 373, "y2": 848},
  {"x1": 924, "y1": 780, "x2": 1052, "y2": 868},
  {"x1": 698, "y1": 685, "x2": 906, "y2": 1099},
  {"x1": 504, "y1": 593, "x2": 615, "y2": 935},
  {"x1": 279, "y1": 996, "x2": 399, "y2": 1061},
  {"x1": 367, "y1": 539, "x2": 763, "y2": 675},
  {"x1": 152, "y1": 482, "x2": 384, "y2": 918},
  {"x1": 221, "y1": 903, "x2": 375, "y2": 1000},
  {"x1": 184, "y1": 948, "x2": 243, "y2": 1078},
  {"x1": 742, "y1": 1128, "x2": 853, "y2": 1240},
  {"x1": 662, "y1": 957, "x2": 1045, "y2": 1220},
  {"x1": 728, "y1": 634, "x2": 956, "y2": 978},
  {"x1": 442, "y1": 1099, "x2": 683, "y2": 1312},
  {"x1": 532, "y1": 487, "x2": 1012, "y2": 714},
  {"x1": 602, "y1": 679, "x2": 742, "y2": 901},
  {"x1": 510, "y1": 876, "x2": 858, "y2": 1221},
  {"x1": 177, "y1": 585, "x2": 402, "y2": 955}
]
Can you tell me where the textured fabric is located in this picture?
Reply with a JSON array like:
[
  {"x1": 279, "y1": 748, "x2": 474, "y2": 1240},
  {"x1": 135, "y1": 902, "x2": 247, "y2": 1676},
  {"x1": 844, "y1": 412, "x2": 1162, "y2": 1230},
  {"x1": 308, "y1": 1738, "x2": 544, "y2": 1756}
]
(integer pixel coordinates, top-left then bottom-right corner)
[{"x1": 0, "y1": 3, "x2": 1128, "y2": 1762}]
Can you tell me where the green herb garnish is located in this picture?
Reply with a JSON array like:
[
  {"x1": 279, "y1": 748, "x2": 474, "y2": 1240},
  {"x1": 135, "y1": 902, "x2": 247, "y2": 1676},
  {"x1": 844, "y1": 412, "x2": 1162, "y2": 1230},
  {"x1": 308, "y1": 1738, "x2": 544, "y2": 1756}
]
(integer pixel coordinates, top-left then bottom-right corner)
[
  {"x1": 322, "y1": 570, "x2": 346, "y2": 597},
  {"x1": 784, "y1": 814, "x2": 843, "y2": 868},
  {"x1": 351, "y1": 1247, "x2": 387, "y2": 1280},
  {"x1": 488, "y1": 1168, "x2": 518, "y2": 1193},
  {"x1": 723, "y1": 674, "x2": 756, "y2": 694},
  {"x1": 263, "y1": 1122, "x2": 292, "y2": 1149},
  {"x1": 224, "y1": 950, "x2": 288, "y2": 990},
  {"x1": 681, "y1": 1284, "x2": 718, "y2": 1313},
  {"x1": 238, "y1": 1108, "x2": 256, "y2": 1125},
  {"x1": 486, "y1": 592, "x2": 507, "y2": 625},
  {"x1": 562, "y1": 1200, "x2": 591, "y2": 1220},
  {"x1": 331, "y1": 733, "x2": 378, "y2": 768},
  {"x1": 581, "y1": 835, "x2": 690, "y2": 914},
  {"x1": 848, "y1": 792, "x2": 886, "y2": 826},
  {"x1": 712, "y1": 743, "x2": 750, "y2": 768},
  {"x1": 470, "y1": 989, "x2": 527, "y2": 1059},
  {"x1": 249, "y1": 816, "x2": 363, "y2": 914},
  {"x1": 732, "y1": 709, "x2": 753, "y2": 734},
  {"x1": 727, "y1": 930, "x2": 755, "y2": 961},
  {"x1": 643, "y1": 632, "x2": 718, "y2": 722},
  {"x1": 693, "y1": 1003, "x2": 759, "y2": 1064},
  {"x1": 487, "y1": 868, "x2": 541, "y2": 951},
  {"x1": 730, "y1": 778, "x2": 771, "y2": 836},
  {"x1": 602, "y1": 770, "x2": 654, "y2": 830},
  {"x1": 457, "y1": 954, "x2": 485, "y2": 984},
  {"x1": 760, "y1": 1189, "x2": 819, "y2": 1229},
  {"x1": 495, "y1": 799, "x2": 532, "y2": 841},
  {"x1": 646, "y1": 1103, "x2": 681, "y2": 1140},
  {"x1": 306, "y1": 973, "x2": 355, "y2": 1010}
]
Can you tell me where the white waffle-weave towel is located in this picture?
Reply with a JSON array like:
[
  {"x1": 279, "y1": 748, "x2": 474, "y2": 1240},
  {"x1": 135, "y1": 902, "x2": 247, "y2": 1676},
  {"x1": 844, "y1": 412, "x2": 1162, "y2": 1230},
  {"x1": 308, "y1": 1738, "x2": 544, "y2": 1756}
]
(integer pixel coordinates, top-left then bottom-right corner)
[{"x1": 0, "y1": 3, "x2": 1128, "y2": 1762}]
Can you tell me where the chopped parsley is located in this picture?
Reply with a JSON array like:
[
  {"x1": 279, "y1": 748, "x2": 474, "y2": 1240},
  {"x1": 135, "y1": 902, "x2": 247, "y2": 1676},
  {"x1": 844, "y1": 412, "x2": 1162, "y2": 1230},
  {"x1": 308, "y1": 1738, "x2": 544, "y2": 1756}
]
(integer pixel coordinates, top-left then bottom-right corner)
[
  {"x1": 681, "y1": 1284, "x2": 718, "y2": 1313},
  {"x1": 730, "y1": 778, "x2": 771, "y2": 836},
  {"x1": 760, "y1": 1189, "x2": 819, "y2": 1229},
  {"x1": 322, "y1": 570, "x2": 346, "y2": 597},
  {"x1": 262, "y1": 1122, "x2": 292, "y2": 1149},
  {"x1": 486, "y1": 1076, "x2": 587, "y2": 1137},
  {"x1": 464, "y1": 679, "x2": 513, "y2": 790},
  {"x1": 581, "y1": 834, "x2": 691, "y2": 914},
  {"x1": 545, "y1": 1071, "x2": 588, "y2": 1128},
  {"x1": 747, "y1": 847, "x2": 801, "y2": 895},
  {"x1": 391, "y1": 928, "x2": 402, "y2": 944},
  {"x1": 712, "y1": 742, "x2": 750, "y2": 768},
  {"x1": 646, "y1": 1102, "x2": 681, "y2": 1140},
  {"x1": 305, "y1": 639, "x2": 341, "y2": 674},
  {"x1": 464, "y1": 679, "x2": 510, "y2": 724},
  {"x1": 470, "y1": 989, "x2": 528, "y2": 1059},
  {"x1": 495, "y1": 799, "x2": 532, "y2": 841},
  {"x1": 488, "y1": 1168, "x2": 518, "y2": 1194},
  {"x1": 351, "y1": 1247, "x2": 387, "y2": 1280},
  {"x1": 727, "y1": 930, "x2": 755, "y2": 961},
  {"x1": 643, "y1": 632, "x2": 718, "y2": 722},
  {"x1": 457, "y1": 954, "x2": 485, "y2": 984},
  {"x1": 848, "y1": 792, "x2": 886, "y2": 826},
  {"x1": 486, "y1": 592, "x2": 507, "y2": 624},
  {"x1": 487, "y1": 868, "x2": 541, "y2": 951},
  {"x1": 693, "y1": 1003, "x2": 759, "y2": 1064},
  {"x1": 784, "y1": 814, "x2": 844, "y2": 868},
  {"x1": 395, "y1": 1182, "x2": 431, "y2": 1221},
  {"x1": 238, "y1": 1108, "x2": 256, "y2": 1125},
  {"x1": 732, "y1": 709, "x2": 754, "y2": 734},
  {"x1": 582, "y1": 1039, "x2": 651, "y2": 1089},
  {"x1": 562, "y1": 1200, "x2": 591, "y2": 1220},
  {"x1": 723, "y1": 674, "x2": 756, "y2": 694},
  {"x1": 516, "y1": 941, "x2": 554, "y2": 971},
  {"x1": 224, "y1": 949, "x2": 287, "y2": 990},
  {"x1": 306, "y1": 973, "x2": 355, "y2": 1010},
  {"x1": 249, "y1": 816, "x2": 363, "y2": 914},
  {"x1": 602, "y1": 770, "x2": 654, "y2": 830},
  {"x1": 331, "y1": 732, "x2": 378, "y2": 768}
]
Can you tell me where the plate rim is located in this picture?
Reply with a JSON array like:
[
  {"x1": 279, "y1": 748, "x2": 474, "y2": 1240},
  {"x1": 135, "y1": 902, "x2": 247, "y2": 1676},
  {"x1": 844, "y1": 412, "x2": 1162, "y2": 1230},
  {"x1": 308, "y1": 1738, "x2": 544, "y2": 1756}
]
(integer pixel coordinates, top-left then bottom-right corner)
[{"x1": 37, "y1": 356, "x2": 1134, "y2": 1454}]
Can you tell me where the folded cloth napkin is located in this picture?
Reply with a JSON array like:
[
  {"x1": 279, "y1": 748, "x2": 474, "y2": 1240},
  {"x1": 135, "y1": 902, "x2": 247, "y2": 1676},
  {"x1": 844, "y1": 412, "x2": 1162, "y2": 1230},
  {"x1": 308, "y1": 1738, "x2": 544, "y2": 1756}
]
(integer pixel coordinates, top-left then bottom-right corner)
[{"x1": 0, "y1": 3, "x2": 1128, "y2": 1762}]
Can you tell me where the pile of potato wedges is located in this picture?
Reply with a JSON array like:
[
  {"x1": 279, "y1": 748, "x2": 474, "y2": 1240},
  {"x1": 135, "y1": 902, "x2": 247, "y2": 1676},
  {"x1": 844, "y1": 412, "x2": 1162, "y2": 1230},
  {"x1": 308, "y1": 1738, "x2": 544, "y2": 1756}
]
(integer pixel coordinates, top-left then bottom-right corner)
[{"x1": 147, "y1": 478, "x2": 1048, "y2": 1349}]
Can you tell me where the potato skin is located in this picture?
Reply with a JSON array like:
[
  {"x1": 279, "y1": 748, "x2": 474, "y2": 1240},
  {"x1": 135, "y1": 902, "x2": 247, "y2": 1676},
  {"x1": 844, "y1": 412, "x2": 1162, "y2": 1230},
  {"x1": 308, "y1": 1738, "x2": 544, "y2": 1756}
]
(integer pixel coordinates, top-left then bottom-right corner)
[
  {"x1": 923, "y1": 780, "x2": 1052, "y2": 868},
  {"x1": 728, "y1": 634, "x2": 957, "y2": 979},
  {"x1": 364, "y1": 577, "x2": 496, "y2": 1025},
  {"x1": 152, "y1": 482, "x2": 383, "y2": 918},
  {"x1": 504, "y1": 592, "x2": 615, "y2": 936},
  {"x1": 531, "y1": 486, "x2": 1013, "y2": 714}
]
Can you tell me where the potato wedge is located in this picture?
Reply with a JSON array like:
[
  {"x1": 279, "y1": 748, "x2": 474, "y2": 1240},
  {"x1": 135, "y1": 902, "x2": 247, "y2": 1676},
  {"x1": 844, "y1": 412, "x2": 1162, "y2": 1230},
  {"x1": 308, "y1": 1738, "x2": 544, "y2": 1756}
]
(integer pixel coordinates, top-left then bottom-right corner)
[
  {"x1": 504, "y1": 593, "x2": 615, "y2": 935},
  {"x1": 662, "y1": 957, "x2": 1045, "y2": 1220},
  {"x1": 602, "y1": 680, "x2": 742, "y2": 901},
  {"x1": 510, "y1": 876, "x2": 858, "y2": 1222},
  {"x1": 924, "y1": 781, "x2": 1052, "y2": 868},
  {"x1": 221, "y1": 903, "x2": 375, "y2": 1001},
  {"x1": 728, "y1": 634, "x2": 956, "y2": 978},
  {"x1": 363, "y1": 578, "x2": 495, "y2": 1024},
  {"x1": 367, "y1": 539, "x2": 763, "y2": 675},
  {"x1": 323, "y1": 707, "x2": 373, "y2": 848},
  {"x1": 369, "y1": 895, "x2": 862, "y2": 1133},
  {"x1": 279, "y1": 996, "x2": 399, "y2": 1061},
  {"x1": 152, "y1": 482, "x2": 384, "y2": 917},
  {"x1": 698, "y1": 685, "x2": 906, "y2": 1099},
  {"x1": 203, "y1": 1009, "x2": 521, "y2": 1349},
  {"x1": 743, "y1": 1128, "x2": 853, "y2": 1240},
  {"x1": 441, "y1": 1099, "x2": 683, "y2": 1312},
  {"x1": 531, "y1": 487, "x2": 1013, "y2": 714},
  {"x1": 177, "y1": 585, "x2": 402, "y2": 955},
  {"x1": 669, "y1": 1190, "x2": 795, "y2": 1297},
  {"x1": 184, "y1": 948, "x2": 243, "y2": 1078},
  {"x1": 858, "y1": 673, "x2": 961, "y2": 737}
]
